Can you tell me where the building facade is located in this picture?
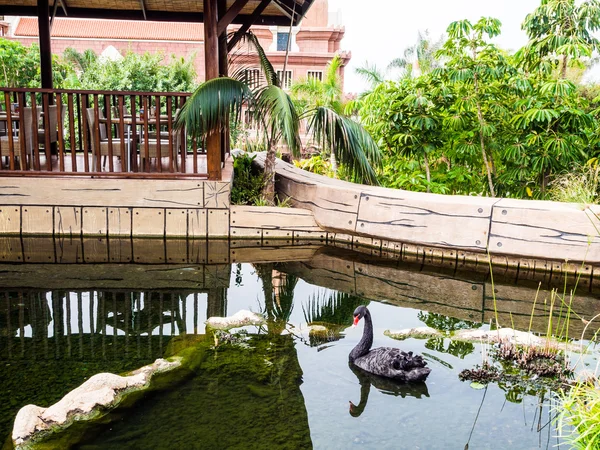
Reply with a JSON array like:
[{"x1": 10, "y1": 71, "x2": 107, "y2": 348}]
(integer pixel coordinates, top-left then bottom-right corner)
[{"x1": 3, "y1": 0, "x2": 350, "y2": 90}]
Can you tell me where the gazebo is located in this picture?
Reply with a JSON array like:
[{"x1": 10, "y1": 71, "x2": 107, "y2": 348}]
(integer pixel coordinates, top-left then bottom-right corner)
[
  {"x1": 0, "y1": 0, "x2": 315, "y2": 239},
  {"x1": 0, "y1": 0, "x2": 314, "y2": 180}
]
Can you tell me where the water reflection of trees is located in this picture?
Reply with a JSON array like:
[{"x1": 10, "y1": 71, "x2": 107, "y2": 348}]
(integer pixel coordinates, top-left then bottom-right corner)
[
  {"x1": 418, "y1": 312, "x2": 482, "y2": 359},
  {"x1": 302, "y1": 291, "x2": 367, "y2": 347}
]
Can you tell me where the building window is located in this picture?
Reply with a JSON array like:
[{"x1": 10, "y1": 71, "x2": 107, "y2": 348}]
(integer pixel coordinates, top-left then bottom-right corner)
[
  {"x1": 276, "y1": 70, "x2": 292, "y2": 89},
  {"x1": 245, "y1": 68, "x2": 261, "y2": 89},
  {"x1": 277, "y1": 32, "x2": 290, "y2": 52},
  {"x1": 307, "y1": 71, "x2": 323, "y2": 81}
]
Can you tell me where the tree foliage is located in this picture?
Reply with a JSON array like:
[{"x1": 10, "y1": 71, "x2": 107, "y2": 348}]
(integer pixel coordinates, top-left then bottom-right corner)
[
  {"x1": 356, "y1": 0, "x2": 600, "y2": 200},
  {"x1": 0, "y1": 38, "x2": 75, "y2": 88}
]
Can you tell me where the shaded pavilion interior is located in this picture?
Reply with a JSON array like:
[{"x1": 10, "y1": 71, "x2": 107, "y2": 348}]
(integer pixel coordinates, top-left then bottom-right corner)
[{"x1": 0, "y1": 0, "x2": 315, "y2": 180}]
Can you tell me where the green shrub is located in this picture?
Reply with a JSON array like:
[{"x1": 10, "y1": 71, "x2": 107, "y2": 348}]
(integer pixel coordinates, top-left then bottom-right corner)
[{"x1": 231, "y1": 153, "x2": 266, "y2": 205}]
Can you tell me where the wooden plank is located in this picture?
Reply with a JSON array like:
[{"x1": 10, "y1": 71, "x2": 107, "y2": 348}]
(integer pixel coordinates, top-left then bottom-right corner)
[
  {"x1": 490, "y1": 200, "x2": 600, "y2": 263},
  {"x1": 83, "y1": 237, "x2": 108, "y2": 263},
  {"x1": 81, "y1": 207, "x2": 107, "y2": 236},
  {"x1": 55, "y1": 206, "x2": 81, "y2": 236},
  {"x1": 22, "y1": 237, "x2": 56, "y2": 263},
  {"x1": 277, "y1": 174, "x2": 360, "y2": 231},
  {"x1": 132, "y1": 208, "x2": 164, "y2": 237},
  {"x1": 231, "y1": 226, "x2": 263, "y2": 238},
  {"x1": 107, "y1": 208, "x2": 132, "y2": 236},
  {"x1": 165, "y1": 238, "x2": 188, "y2": 263},
  {"x1": 230, "y1": 205, "x2": 322, "y2": 238},
  {"x1": 108, "y1": 237, "x2": 132, "y2": 263},
  {"x1": 132, "y1": 238, "x2": 166, "y2": 263},
  {"x1": 230, "y1": 237, "x2": 262, "y2": 247},
  {"x1": 207, "y1": 239, "x2": 229, "y2": 263},
  {"x1": 0, "y1": 237, "x2": 23, "y2": 262},
  {"x1": 189, "y1": 238, "x2": 207, "y2": 264},
  {"x1": 356, "y1": 190, "x2": 493, "y2": 252},
  {"x1": 55, "y1": 235, "x2": 83, "y2": 263},
  {"x1": 0, "y1": 206, "x2": 21, "y2": 234},
  {"x1": 0, "y1": 178, "x2": 206, "y2": 208},
  {"x1": 22, "y1": 206, "x2": 53, "y2": 235},
  {"x1": 188, "y1": 209, "x2": 207, "y2": 238},
  {"x1": 207, "y1": 209, "x2": 229, "y2": 237},
  {"x1": 165, "y1": 209, "x2": 188, "y2": 237},
  {"x1": 230, "y1": 245, "x2": 320, "y2": 264}
]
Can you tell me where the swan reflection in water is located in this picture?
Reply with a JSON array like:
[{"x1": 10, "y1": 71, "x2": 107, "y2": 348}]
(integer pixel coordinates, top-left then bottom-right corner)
[{"x1": 348, "y1": 363, "x2": 430, "y2": 417}]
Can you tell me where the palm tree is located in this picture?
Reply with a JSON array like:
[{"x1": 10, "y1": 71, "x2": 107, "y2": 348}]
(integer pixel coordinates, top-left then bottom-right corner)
[
  {"x1": 290, "y1": 55, "x2": 381, "y2": 183},
  {"x1": 176, "y1": 32, "x2": 380, "y2": 204},
  {"x1": 388, "y1": 30, "x2": 444, "y2": 78}
]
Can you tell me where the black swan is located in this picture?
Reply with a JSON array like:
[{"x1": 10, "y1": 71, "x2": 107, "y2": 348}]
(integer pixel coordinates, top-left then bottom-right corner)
[
  {"x1": 348, "y1": 363, "x2": 430, "y2": 417},
  {"x1": 349, "y1": 305, "x2": 431, "y2": 382}
]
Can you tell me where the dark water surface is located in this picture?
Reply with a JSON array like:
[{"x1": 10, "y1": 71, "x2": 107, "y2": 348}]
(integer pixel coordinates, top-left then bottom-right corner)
[{"x1": 1, "y1": 245, "x2": 598, "y2": 449}]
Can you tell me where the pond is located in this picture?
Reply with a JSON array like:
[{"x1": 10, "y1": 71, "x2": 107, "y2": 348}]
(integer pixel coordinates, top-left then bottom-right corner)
[{"x1": 1, "y1": 241, "x2": 598, "y2": 449}]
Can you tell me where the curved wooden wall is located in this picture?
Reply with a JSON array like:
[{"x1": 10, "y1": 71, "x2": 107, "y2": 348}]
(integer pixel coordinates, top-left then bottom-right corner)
[{"x1": 254, "y1": 155, "x2": 600, "y2": 264}]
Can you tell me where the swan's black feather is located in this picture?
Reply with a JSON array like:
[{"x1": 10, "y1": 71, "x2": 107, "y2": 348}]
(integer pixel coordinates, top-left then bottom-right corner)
[{"x1": 349, "y1": 306, "x2": 431, "y2": 382}]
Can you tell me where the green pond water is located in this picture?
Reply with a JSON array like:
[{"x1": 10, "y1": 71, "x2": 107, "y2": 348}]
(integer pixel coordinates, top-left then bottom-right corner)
[{"x1": 0, "y1": 247, "x2": 599, "y2": 449}]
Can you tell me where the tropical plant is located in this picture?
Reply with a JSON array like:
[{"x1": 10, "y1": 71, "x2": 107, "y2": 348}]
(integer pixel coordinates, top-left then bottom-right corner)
[
  {"x1": 231, "y1": 153, "x2": 267, "y2": 205},
  {"x1": 177, "y1": 32, "x2": 380, "y2": 203},
  {"x1": 518, "y1": 0, "x2": 600, "y2": 78},
  {"x1": 436, "y1": 18, "x2": 512, "y2": 197},
  {"x1": 0, "y1": 38, "x2": 75, "y2": 88},
  {"x1": 388, "y1": 30, "x2": 445, "y2": 78},
  {"x1": 76, "y1": 50, "x2": 197, "y2": 92},
  {"x1": 290, "y1": 55, "x2": 381, "y2": 184}
]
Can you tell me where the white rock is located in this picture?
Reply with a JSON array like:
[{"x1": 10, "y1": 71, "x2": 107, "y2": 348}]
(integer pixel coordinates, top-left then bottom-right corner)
[
  {"x1": 453, "y1": 328, "x2": 582, "y2": 352},
  {"x1": 206, "y1": 310, "x2": 265, "y2": 330},
  {"x1": 384, "y1": 326, "x2": 442, "y2": 340},
  {"x1": 12, "y1": 358, "x2": 180, "y2": 448}
]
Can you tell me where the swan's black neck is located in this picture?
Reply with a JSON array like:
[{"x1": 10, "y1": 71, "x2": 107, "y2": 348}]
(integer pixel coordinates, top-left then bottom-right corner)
[{"x1": 349, "y1": 308, "x2": 373, "y2": 362}]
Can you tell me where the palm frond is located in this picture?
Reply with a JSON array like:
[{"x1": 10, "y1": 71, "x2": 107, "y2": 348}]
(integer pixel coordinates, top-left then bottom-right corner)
[
  {"x1": 255, "y1": 85, "x2": 302, "y2": 156},
  {"x1": 175, "y1": 77, "x2": 251, "y2": 137},
  {"x1": 324, "y1": 54, "x2": 343, "y2": 88},
  {"x1": 308, "y1": 106, "x2": 381, "y2": 185},
  {"x1": 233, "y1": 31, "x2": 279, "y2": 86}
]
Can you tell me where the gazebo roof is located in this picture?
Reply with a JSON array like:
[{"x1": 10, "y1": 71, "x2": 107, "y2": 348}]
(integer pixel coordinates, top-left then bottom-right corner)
[{"x1": 0, "y1": 0, "x2": 314, "y2": 26}]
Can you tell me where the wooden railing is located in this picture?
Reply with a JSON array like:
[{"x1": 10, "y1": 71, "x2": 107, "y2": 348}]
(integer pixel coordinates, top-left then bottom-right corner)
[{"x1": 0, "y1": 88, "x2": 215, "y2": 178}]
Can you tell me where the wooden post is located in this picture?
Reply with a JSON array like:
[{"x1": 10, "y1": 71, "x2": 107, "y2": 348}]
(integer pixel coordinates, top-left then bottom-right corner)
[
  {"x1": 218, "y1": 0, "x2": 229, "y2": 165},
  {"x1": 205, "y1": 0, "x2": 222, "y2": 180},
  {"x1": 37, "y1": 0, "x2": 53, "y2": 90}
]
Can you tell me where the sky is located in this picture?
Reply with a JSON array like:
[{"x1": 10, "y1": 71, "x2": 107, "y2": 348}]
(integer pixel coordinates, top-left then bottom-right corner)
[{"x1": 328, "y1": 0, "x2": 542, "y2": 93}]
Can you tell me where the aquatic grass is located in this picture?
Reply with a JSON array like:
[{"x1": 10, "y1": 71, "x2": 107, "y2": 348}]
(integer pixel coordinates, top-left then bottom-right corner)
[{"x1": 557, "y1": 380, "x2": 600, "y2": 450}]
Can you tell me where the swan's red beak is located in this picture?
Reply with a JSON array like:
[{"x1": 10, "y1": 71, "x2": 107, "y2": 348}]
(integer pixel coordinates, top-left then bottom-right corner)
[{"x1": 353, "y1": 316, "x2": 360, "y2": 326}]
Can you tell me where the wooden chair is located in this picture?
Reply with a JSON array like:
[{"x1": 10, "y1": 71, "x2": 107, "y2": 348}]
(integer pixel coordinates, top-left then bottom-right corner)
[
  {"x1": 86, "y1": 108, "x2": 128, "y2": 171},
  {"x1": 38, "y1": 104, "x2": 67, "y2": 146},
  {"x1": 0, "y1": 107, "x2": 36, "y2": 168},
  {"x1": 139, "y1": 109, "x2": 182, "y2": 171}
]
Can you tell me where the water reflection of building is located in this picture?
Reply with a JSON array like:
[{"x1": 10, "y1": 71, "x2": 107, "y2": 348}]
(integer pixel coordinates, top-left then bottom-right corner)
[{"x1": 0, "y1": 287, "x2": 228, "y2": 361}]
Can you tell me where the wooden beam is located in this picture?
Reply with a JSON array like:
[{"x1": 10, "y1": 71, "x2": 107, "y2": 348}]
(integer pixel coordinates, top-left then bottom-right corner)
[
  {"x1": 0, "y1": 5, "x2": 300, "y2": 26},
  {"x1": 205, "y1": 0, "x2": 221, "y2": 180},
  {"x1": 37, "y1": 0, "x2": 53, "y2": 89},
  {"x1": 139, "y1": 0, "x2": 147, "y2": 20},
  {"x1": 217, "y1": 0, "x2": 250, "y2": 36},
  {"x1": 227, "y1": 0, "x2": 271, "y2": 52}
]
